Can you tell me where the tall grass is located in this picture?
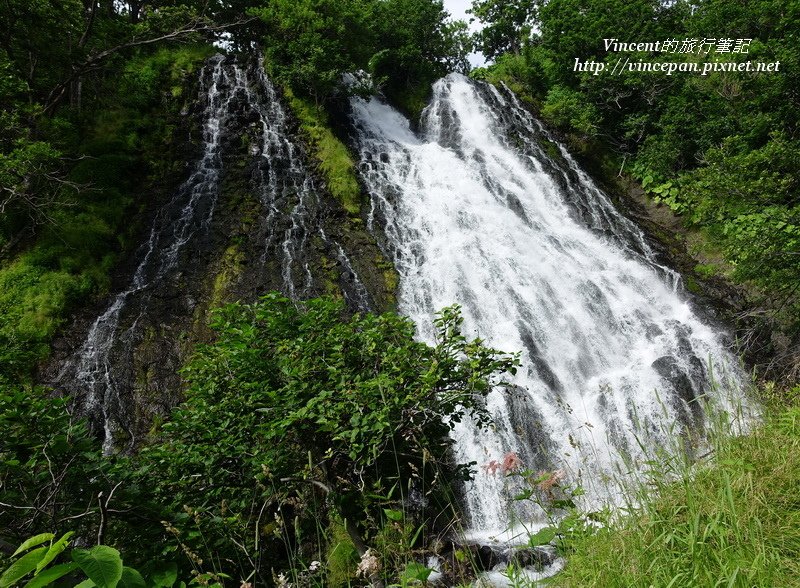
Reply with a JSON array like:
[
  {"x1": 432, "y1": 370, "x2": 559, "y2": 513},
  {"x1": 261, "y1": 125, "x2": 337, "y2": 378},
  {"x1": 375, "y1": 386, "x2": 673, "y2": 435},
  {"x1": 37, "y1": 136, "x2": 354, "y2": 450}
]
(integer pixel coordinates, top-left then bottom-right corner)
[{"x1": 554, "y1": 402, "x2": 800, "y2": 587}]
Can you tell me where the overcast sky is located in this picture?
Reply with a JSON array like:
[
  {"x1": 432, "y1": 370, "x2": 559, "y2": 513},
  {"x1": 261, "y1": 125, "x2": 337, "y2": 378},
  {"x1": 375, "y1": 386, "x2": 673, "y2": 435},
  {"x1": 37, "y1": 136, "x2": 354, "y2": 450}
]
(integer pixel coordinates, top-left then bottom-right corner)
[
  {"x1": 442, "y1": 0, "x2": 487, "y2": 67},
  {"x1": 443, "y1": 0, "x2": 473, "y2": 23}
]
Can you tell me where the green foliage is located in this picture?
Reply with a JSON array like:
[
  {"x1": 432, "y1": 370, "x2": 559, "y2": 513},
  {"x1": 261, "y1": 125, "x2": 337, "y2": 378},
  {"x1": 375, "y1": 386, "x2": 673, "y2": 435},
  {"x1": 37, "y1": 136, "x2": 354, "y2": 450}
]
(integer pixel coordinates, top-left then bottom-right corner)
[
  {"x1": 135, "y1": 293, "x2": 518, "y2": 583},
  {"x1": 468, "y1": 0, "x2": 537, "y2": 60},
  {"x1": 71, "y1": 547, "x2": 123, "y2": 588},
  {"x1": 398, "y1": 562, "x2": 434, "y2": 586},
  {"x1": 371, "y1": 0, "x2": 471, "y2": 111},
  {"x1": 253, "y1": 0, "x2": 470, "y2": 109},
  {"x1": 284, "y1": 88, "x2": 363, "y2": 215},
  {"x1": 1, "y1": 534, "x2": 149, "y2": 588},
  {"x1": 0, "y1": 385, "x2": 110, "y2": 539},
  {"x1": 541, "y1": 86, "x2": 599, "y2": 137},
  {"x1": 251, "y1": 0, "x2": 375, "y2": 101},
  {"x1": 0, "y1": 45, "x2": 211, "y2": 379}
]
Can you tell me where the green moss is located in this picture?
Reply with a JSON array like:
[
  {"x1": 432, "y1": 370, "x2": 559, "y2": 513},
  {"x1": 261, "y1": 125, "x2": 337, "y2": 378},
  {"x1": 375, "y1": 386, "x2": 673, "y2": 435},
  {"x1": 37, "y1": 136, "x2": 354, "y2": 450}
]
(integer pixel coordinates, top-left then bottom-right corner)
[
  {"x1": 383, "y1": 268, "x2": 399, "y2": 297},
  {"x1": 539, "y1": 138, "x2": 562, "y2": 163},
  {"x1": 210, "y1": 245, "x2": 245, "y2": 310},
  {"x1": 0, "y1": 252, "x2": 110, "y2": 378},
  {"x1": 694, "y1": 263, "x2": 719, "y2": 278},
  {"x1": 684, "y1": 275, "x2": 702, "y2": 295},
  {"x1": 326, "y1": 520, "x2": 360, "y2": 587},
  {"x1": 283, "y1": 87, "x2": 362, "y2": 216},
  {"x1": 373, "y1": 254, "x2": 399, "y2": 308}
]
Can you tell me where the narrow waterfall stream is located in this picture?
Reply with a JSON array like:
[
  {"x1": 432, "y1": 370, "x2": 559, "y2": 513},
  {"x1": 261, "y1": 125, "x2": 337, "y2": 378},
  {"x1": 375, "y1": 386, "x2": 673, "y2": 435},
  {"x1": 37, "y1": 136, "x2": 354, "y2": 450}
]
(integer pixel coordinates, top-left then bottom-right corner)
[
  {"x1": 57, "y1": 55, "x2": 233, "y2": 452},
  {"x1": 56, "y1": 56, "x2": 369, "y2": 452},
  {"x1": 350, "y1": 73, "x2": 747, "y2": 540}
]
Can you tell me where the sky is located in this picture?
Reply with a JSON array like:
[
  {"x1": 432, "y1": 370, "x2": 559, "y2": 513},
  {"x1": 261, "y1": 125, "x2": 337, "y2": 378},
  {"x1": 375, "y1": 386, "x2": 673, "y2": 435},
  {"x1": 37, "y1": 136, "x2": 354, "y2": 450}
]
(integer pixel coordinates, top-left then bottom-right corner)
[{"x1": 442, "y1": 0, "x2": 487, "y2": 67}]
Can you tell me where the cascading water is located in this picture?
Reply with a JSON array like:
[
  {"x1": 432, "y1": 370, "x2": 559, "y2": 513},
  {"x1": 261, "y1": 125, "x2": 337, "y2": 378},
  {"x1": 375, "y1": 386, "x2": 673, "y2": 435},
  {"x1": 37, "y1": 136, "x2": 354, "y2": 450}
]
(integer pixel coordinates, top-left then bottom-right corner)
[
  {"x1": 243, "y1": 61, "x2": 372, "y2": 310},
  {"x1": 242, "y1": 60, "x2": 317, "y2": 298},
  {"x1": 349, "y1": 73, "x2": 748, "y2": 539},
  {"x1": 58, "y1": 55, "x2": 233, "y2": 452},
  {"x1": 57, "y1": 55, "x2": 370, "y2": 452}
]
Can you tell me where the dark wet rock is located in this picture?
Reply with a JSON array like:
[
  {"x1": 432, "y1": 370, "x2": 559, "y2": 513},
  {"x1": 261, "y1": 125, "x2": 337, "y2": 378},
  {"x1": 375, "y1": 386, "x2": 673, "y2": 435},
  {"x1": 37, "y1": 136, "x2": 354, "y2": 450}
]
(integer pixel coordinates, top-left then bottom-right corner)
[
  {"x1": 431, "y1": 539, "x2": 558, "y2": 586},
  {"x1": 505, "y1": 546, "x2": 557, "y2": 569},
  {"x1": 40, "y1": 55, "x2": 396, "y2": 451}
]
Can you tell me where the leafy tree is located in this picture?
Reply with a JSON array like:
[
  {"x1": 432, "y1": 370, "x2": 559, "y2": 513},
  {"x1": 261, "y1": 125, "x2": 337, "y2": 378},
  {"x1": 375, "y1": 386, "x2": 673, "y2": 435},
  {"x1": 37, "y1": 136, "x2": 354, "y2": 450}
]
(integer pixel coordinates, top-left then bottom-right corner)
[
  {"x1": 541, "y1": 85, "x2": 599, "y2": 136},
  {"x1": 468, "y1": 0, "x2": 537, "y2": 59},
  {"x1": 252, "y1": 0, "x2": 377, "y2": 102},
  {"x1": 0, "y1": 384, "x2": 111, "y2": 545},
  {"x1": 253, "y1": 0, "x2": 470, "y2": 107}
]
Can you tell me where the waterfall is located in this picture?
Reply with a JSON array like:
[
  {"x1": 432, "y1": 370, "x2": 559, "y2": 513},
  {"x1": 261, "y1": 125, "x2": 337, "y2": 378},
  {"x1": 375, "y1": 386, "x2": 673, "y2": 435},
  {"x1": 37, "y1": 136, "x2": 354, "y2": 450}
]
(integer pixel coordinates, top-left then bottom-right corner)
[
  {"x1": 243, "y1": 61, "x2": 372, "y2": 311},
  {"x1": 349, "y1": 73, "x2": 748, "y2": 539},
  {"x1": 57, "y1": 55, "x2": 369, "y2": 452},
  {"x1": 242, "y1": 59, "x2": 317, "y2": 298},
  {"x1": 57, "y1": 55, "x2": 233, "y2": 453}
]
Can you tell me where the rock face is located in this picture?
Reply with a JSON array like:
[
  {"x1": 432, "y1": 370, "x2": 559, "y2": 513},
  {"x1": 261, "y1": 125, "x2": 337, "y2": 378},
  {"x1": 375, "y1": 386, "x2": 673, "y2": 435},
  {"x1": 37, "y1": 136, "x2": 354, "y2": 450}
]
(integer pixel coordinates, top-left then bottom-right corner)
[
  {"x1": 44, "y1": 55, "x2": 394, "y2": 451},
  {"x1": 427, "y1": 539, "x2": 558, "y2": 586}
]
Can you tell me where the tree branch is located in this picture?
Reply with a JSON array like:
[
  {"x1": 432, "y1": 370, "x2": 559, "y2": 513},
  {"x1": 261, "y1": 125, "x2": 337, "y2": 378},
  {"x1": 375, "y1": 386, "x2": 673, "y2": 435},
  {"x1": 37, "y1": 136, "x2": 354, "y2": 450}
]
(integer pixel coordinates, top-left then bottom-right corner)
[{"x1": 43, "y1": 17, "x2": 257, "y2": 115}]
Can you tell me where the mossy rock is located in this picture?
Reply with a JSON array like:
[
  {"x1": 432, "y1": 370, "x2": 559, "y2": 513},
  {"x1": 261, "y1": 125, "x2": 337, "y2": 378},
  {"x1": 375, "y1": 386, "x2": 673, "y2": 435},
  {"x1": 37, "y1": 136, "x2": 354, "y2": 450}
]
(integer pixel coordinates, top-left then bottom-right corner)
[{"x1": 283, "y1": 87, "x2": 363, "y2": 216}]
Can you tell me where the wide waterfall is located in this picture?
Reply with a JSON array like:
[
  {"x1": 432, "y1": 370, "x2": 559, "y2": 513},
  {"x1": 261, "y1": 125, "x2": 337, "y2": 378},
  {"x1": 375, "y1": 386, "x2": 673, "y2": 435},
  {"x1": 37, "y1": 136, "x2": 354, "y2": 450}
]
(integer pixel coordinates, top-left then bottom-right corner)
[
  {"x1": 349, "y1": 73, "x2": 747, "y2": 539},
  {"x1": 54, "y1": 55, "x2": 747, "y2": 543}
]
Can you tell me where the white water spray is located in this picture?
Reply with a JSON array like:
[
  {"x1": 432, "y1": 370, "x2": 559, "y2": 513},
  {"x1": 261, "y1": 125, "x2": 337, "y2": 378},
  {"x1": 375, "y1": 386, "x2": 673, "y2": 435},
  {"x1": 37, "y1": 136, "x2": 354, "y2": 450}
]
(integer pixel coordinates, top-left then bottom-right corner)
[{"x1": 350, "y1": 74, "x2": 747, "y2": 538}]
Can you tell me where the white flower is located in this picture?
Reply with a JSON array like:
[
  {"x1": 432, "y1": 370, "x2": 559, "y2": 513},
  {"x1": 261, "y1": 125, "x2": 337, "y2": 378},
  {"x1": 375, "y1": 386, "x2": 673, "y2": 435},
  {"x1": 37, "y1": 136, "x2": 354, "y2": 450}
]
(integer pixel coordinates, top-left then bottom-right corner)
[{"x1": 356, "y1": 548, "x2": 380, "y2": 577}]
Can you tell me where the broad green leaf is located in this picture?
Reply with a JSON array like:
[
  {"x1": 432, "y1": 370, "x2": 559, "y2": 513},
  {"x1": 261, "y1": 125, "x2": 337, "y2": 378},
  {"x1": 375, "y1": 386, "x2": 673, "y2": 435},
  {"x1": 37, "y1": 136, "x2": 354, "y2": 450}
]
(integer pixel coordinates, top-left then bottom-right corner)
[
  {"x1": 0, "y1": 547, "x2": 48, "y2": 588},
  {"x1": 36, "y1": 532, "x2": 74, "y2": 573},
  {"x1": 24, "y1": 562, "x2": 79, "y2": 588},
  {"x1": 528, "y1": 526, "x2": 557, "y2": 547},
  {"x1": 400, "y1": 562, "x2": 432, "y2": 584},
  {"x1": 383, "y1": 509, "x2": 403, "y2": 521},
  {"x1": 72, "y1": 547, "x2": 123, "y2": 588},
  {"x1": 148, "y1": 563, "x2": 177, "y2": 588},
  {"x1": 119, "y1": 568, "x2": 145, "y2": 588},
  {"x1": 12, "y1": 536, "x2": 54, "y2": 558},
  {"x1": 74, "y1": 580, "x2": 96, "y2": 588}
]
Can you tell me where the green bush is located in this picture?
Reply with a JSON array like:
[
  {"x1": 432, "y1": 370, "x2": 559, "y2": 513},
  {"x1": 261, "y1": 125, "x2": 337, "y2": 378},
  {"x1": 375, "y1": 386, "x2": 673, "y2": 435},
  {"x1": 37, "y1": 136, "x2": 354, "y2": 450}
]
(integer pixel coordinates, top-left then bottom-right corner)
[
  {"x1": 541, "y1": 85, "x2": 599, "y2": 137},
  {"x1": 135, "y1": 293, "x2": 518, "y2": 584}
]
